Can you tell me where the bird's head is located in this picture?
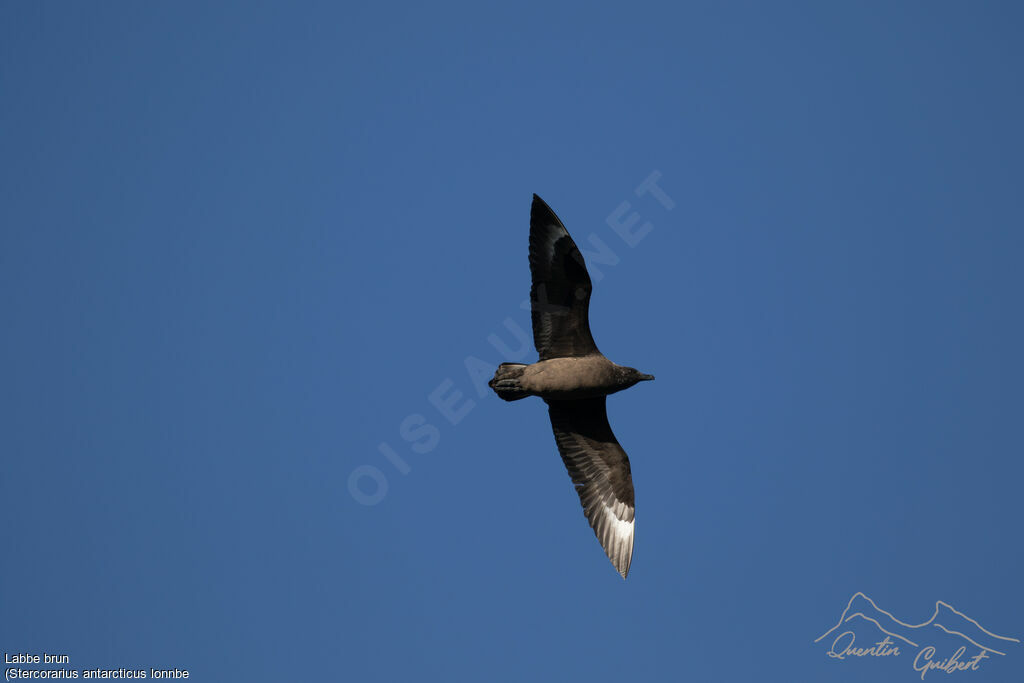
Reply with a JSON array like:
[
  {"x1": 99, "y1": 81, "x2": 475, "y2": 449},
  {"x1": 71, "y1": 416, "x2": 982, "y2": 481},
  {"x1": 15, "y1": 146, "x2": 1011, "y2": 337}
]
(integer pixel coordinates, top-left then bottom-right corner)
[{"x1": 619, "y1": 366, "x2": 655, "y2": 387}]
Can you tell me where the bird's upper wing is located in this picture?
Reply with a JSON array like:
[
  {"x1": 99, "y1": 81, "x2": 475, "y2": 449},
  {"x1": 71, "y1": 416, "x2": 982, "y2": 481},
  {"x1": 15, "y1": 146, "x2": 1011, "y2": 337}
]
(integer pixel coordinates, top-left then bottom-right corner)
[
  {"x1": 546, "y1": 397, "x2": 635, "y2": 578},
  {"x1": 529, "y1": 195, "x2": 599, "y2": 360}
]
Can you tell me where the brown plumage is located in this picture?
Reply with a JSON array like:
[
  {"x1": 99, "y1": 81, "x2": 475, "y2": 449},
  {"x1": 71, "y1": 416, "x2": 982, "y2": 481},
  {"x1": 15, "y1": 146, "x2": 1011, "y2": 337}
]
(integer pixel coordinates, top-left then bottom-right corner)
[{"x1": 489, "y1": 194, "x2": 654, "y2": 578}]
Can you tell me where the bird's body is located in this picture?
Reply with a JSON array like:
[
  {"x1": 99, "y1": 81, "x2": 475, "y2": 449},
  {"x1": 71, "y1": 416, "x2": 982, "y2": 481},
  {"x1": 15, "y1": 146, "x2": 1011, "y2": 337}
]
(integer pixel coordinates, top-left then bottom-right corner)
[
  {"x1": 492, "y1": 356, "x2": 650, "y2": 401},
  {"x1": 489, "y1": 194, "x2": 654, "y2": 578}
]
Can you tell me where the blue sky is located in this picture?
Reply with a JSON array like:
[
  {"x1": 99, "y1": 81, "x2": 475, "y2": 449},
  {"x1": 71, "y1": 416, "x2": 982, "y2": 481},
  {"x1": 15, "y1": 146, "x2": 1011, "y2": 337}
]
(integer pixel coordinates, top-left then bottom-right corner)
[{"x1": 2, "y1": 2, "x2": 1022, "y2": 681}]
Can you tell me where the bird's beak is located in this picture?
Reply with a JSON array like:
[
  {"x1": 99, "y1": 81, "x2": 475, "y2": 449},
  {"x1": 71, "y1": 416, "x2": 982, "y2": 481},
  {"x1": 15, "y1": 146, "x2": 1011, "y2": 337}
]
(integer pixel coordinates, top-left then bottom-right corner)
[{"x1": 640, "y1": 374, "x2": 655, "y2": 381}]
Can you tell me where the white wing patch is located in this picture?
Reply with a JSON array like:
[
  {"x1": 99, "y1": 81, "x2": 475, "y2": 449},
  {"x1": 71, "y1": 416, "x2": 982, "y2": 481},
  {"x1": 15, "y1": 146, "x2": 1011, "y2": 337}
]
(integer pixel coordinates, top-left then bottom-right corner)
[{"x1": 592, "y1": 500, "x2": 634, "y2": 578}]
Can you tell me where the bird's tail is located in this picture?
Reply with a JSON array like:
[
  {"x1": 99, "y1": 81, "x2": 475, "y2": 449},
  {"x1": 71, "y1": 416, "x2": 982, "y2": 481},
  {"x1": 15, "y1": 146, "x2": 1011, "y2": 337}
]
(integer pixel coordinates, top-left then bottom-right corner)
[{"x1": 489, "y1": 363, "x2": 529, "y2": 401}]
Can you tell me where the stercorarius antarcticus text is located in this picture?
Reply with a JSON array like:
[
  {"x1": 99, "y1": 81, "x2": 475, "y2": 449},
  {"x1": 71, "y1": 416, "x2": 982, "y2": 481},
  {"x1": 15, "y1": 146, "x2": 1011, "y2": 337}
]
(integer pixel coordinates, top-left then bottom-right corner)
[{"x1": 488, "y1": 194, "x2": 654, "y2": 578}]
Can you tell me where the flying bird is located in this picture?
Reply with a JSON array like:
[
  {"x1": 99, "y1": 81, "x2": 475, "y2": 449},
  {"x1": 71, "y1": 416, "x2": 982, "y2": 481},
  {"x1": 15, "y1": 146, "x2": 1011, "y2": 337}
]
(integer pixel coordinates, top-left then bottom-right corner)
[{"x1": 489, "y1": 194, "x2": 654, "y2": 578}]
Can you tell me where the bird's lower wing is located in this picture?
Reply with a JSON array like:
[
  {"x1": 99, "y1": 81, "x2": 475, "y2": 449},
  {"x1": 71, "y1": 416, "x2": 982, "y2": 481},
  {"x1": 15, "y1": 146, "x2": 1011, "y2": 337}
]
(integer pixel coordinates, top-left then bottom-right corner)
[{"x1": 546, "y1": 397, "x2": 635, "y2": 578}]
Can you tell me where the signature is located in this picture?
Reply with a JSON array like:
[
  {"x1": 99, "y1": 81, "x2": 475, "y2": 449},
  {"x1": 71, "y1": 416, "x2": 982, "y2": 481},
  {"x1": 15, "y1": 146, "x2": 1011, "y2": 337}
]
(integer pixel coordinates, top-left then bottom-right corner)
[
  {"x1": 913, "y1": 646, "x2": 990, "y2": 680},
  {"x1": 827, "y1": 632, "x2": 901, "y2": 659},
  {"x1": 816, "y1": 592, "x2": 1019, "y2": 679}
]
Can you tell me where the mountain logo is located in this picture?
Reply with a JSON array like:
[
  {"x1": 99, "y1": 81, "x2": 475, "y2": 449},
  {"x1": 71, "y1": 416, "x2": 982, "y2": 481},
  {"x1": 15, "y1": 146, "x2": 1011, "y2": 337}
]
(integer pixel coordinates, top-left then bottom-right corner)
[{"x1": 815, "y1": 592, "x2": 1020, "y2": 679}]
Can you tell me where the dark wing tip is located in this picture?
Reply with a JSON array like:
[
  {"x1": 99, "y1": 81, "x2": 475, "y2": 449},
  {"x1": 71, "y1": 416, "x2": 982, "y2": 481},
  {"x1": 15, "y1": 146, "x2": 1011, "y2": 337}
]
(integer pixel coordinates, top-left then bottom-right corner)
[{"x1": 530, "y1": 194, "x2": 562, "y2": 227}]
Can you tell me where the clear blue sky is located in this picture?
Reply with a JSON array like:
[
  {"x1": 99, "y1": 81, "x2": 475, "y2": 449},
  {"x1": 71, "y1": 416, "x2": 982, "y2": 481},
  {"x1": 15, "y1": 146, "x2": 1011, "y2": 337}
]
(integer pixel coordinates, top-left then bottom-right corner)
[{"x1": 2, "y1": 2, "x2": 1022, "y2": 682}]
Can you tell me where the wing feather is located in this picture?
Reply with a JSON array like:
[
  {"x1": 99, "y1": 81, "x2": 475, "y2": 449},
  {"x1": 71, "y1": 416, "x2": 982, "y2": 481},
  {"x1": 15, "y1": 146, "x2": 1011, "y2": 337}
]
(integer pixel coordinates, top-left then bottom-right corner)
[
  {"x1": 547, "y1": 397, "x2": 635, "y2": 578},
  {"x1": 529, "y1": 195, "x2": 599, "y2": 360}
]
